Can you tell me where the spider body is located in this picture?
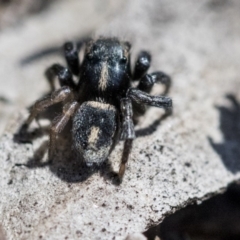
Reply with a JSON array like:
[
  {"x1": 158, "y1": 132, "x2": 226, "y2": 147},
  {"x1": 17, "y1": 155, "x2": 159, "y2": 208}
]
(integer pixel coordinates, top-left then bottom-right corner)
[{"x1": 22, "y1": 37, "x2": 172, "y2": 178}]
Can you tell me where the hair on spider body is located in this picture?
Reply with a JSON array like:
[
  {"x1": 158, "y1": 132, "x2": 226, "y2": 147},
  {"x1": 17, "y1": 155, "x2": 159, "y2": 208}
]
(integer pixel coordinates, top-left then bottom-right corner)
[{"x1": 21, "y1": 37, "x2": 172, "y2": 180}]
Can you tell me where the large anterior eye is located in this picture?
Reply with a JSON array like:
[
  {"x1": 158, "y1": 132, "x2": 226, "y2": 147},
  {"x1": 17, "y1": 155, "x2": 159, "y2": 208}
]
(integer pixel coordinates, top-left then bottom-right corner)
[{"x1": 119, "y1": 57, "x2": 127, "y2": 64}]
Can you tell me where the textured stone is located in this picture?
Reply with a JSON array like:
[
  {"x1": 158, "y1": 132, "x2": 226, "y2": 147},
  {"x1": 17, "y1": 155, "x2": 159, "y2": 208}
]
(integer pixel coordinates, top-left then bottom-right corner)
[{"x1": 1, "y1": 0, "x2": 240, "y2": 239}]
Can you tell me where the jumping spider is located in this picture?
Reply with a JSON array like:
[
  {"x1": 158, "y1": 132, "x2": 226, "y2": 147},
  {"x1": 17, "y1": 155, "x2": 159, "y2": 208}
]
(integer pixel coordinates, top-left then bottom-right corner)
[{"x1": 21, "y1": 37, "x2": 172, "y2": 179}]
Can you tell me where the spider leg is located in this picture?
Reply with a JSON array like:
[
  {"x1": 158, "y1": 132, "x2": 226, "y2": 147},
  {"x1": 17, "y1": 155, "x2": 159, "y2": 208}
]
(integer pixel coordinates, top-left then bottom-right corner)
[
  {"x1": 21, "y1": 86, "x2": 74, "y2": 132},
  {"x1": 133, "y1": 51, "x2": 151, "y2": 80},
  {"x1": 118, "y1": 98, "x2": 135, "y2": 179},
  {"x1": 120, "y1": 98, "x2": 135, "y2": 140},
  {"x1": 45, "y1": 64, "x2": 76, "y2": 91},
  {"x1": 63, "y1": 42, "x2": 81, "y2": 76},
  {"x1": 127, "y1": 88, "x2": 172, "y2": 109},
  {"x1": 138, "y1": 71, "x2": 171, "y2": 95},
  {"x1": 118, "y1": 88, "x2": 172, "y2": 178},
  {"x1": 133, "y1": 72, "x2": 172, "y2": 117},
  {"x1": 49, "y1": 101, "x2": 79, "y2": 159},
  {"x1": 118, "y1": 139, "x2": 133, "y2": 179}
]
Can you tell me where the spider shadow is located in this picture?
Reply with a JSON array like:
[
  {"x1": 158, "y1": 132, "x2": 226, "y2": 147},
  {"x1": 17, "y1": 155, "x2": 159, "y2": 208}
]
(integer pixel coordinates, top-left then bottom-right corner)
[
  {"x1": 135, "y1": 109, "x2": 172, "y2": 138},
  {"x1": 0, "y1": 96, "x2": 10, "y2": 103},
  {"x1": 208, "y1": 94, "x2": 240, "y2": 173},
  {"x1": 13, "y1": 101, "x2": 62, "y2": 143},
  {"x1": 14, "y1": 103, "x2": 172, "y2": 184},
  {"x1": 19, "y1": 35, "x2": 91, "y2": 66},
  {"x1": 40, "y1": 139, "x2": 119, "y2": 184},
  {"x1": 15, "y1": 121, "x2": 120, "y2": 184}
]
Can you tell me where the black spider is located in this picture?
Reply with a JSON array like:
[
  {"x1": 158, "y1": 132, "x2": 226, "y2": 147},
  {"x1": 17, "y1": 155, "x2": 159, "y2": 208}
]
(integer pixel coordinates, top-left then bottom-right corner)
[{"x1": 21, "y1": 37, "x2": 172, "y2": 179}]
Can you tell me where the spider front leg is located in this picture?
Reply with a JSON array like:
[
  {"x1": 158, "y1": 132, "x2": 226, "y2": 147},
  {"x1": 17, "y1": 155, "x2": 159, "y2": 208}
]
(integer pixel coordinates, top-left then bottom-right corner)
[
  {"x1": 45, "y1": 64, "x2": 76, "y2": 91},
  {"x1": 49, "y1": 101, "x2": 79, "y2": 159},
  {"x1": 137, "y1": 71, "x2": 171, "y2": 95},
  {"x1": 119, "y1": 98, "x2": 135, "y2": 179},
  {"x1": 133, "y1": 72, "x2": 172, "y2": 116},
  {"x1": 133, "y1": 51, "x2": 151, "y2": 80},
  {"x1": 20, "y1": 86, "x2": 74, "y2": 133},
  {"x1": 63, "y1": 42, "x2": 80, "y2": 76},
  {"x1": 127, "y1": 88, "x2": 172, "y2": 109},
  {"x1": 133, "y1": 50, "x2": 171, "y2": 94},
  {"x1": 45, "y1": 41, "x2": 82, "y2": 91}
]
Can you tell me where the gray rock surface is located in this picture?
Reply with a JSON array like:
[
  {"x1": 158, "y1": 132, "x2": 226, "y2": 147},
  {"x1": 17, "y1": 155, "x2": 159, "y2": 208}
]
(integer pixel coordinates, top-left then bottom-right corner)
[{"x1": 1, "y1": 0, "x2": 240, "y2": 239}]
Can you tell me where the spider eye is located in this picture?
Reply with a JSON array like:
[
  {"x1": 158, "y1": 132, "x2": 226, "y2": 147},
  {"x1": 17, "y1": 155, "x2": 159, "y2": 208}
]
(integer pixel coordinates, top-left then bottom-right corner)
[{"x1": 119, "y1": 57, "x2": 127, "y2": 64}]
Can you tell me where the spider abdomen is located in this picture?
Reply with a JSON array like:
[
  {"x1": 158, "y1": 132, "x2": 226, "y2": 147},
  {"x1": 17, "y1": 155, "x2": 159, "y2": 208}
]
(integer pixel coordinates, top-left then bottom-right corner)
[{"x1": 72, "y1": 101, "x2": 118, "y2": 166}]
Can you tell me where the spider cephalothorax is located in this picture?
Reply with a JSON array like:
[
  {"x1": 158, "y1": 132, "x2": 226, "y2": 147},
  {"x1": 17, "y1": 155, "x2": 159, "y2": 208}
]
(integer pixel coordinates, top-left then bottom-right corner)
[{"x1": 21, "y1": 37, "x2": 172, "y2": 179}]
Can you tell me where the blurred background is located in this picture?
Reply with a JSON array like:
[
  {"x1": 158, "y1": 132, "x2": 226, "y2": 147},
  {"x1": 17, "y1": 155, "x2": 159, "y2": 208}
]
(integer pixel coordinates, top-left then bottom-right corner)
[
  {"x1": 0, "y1": 0, "x2": 56, "y2": 29},
  {"x1": 1, "y1": 0, "x2": 240, "y2": 239}
]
